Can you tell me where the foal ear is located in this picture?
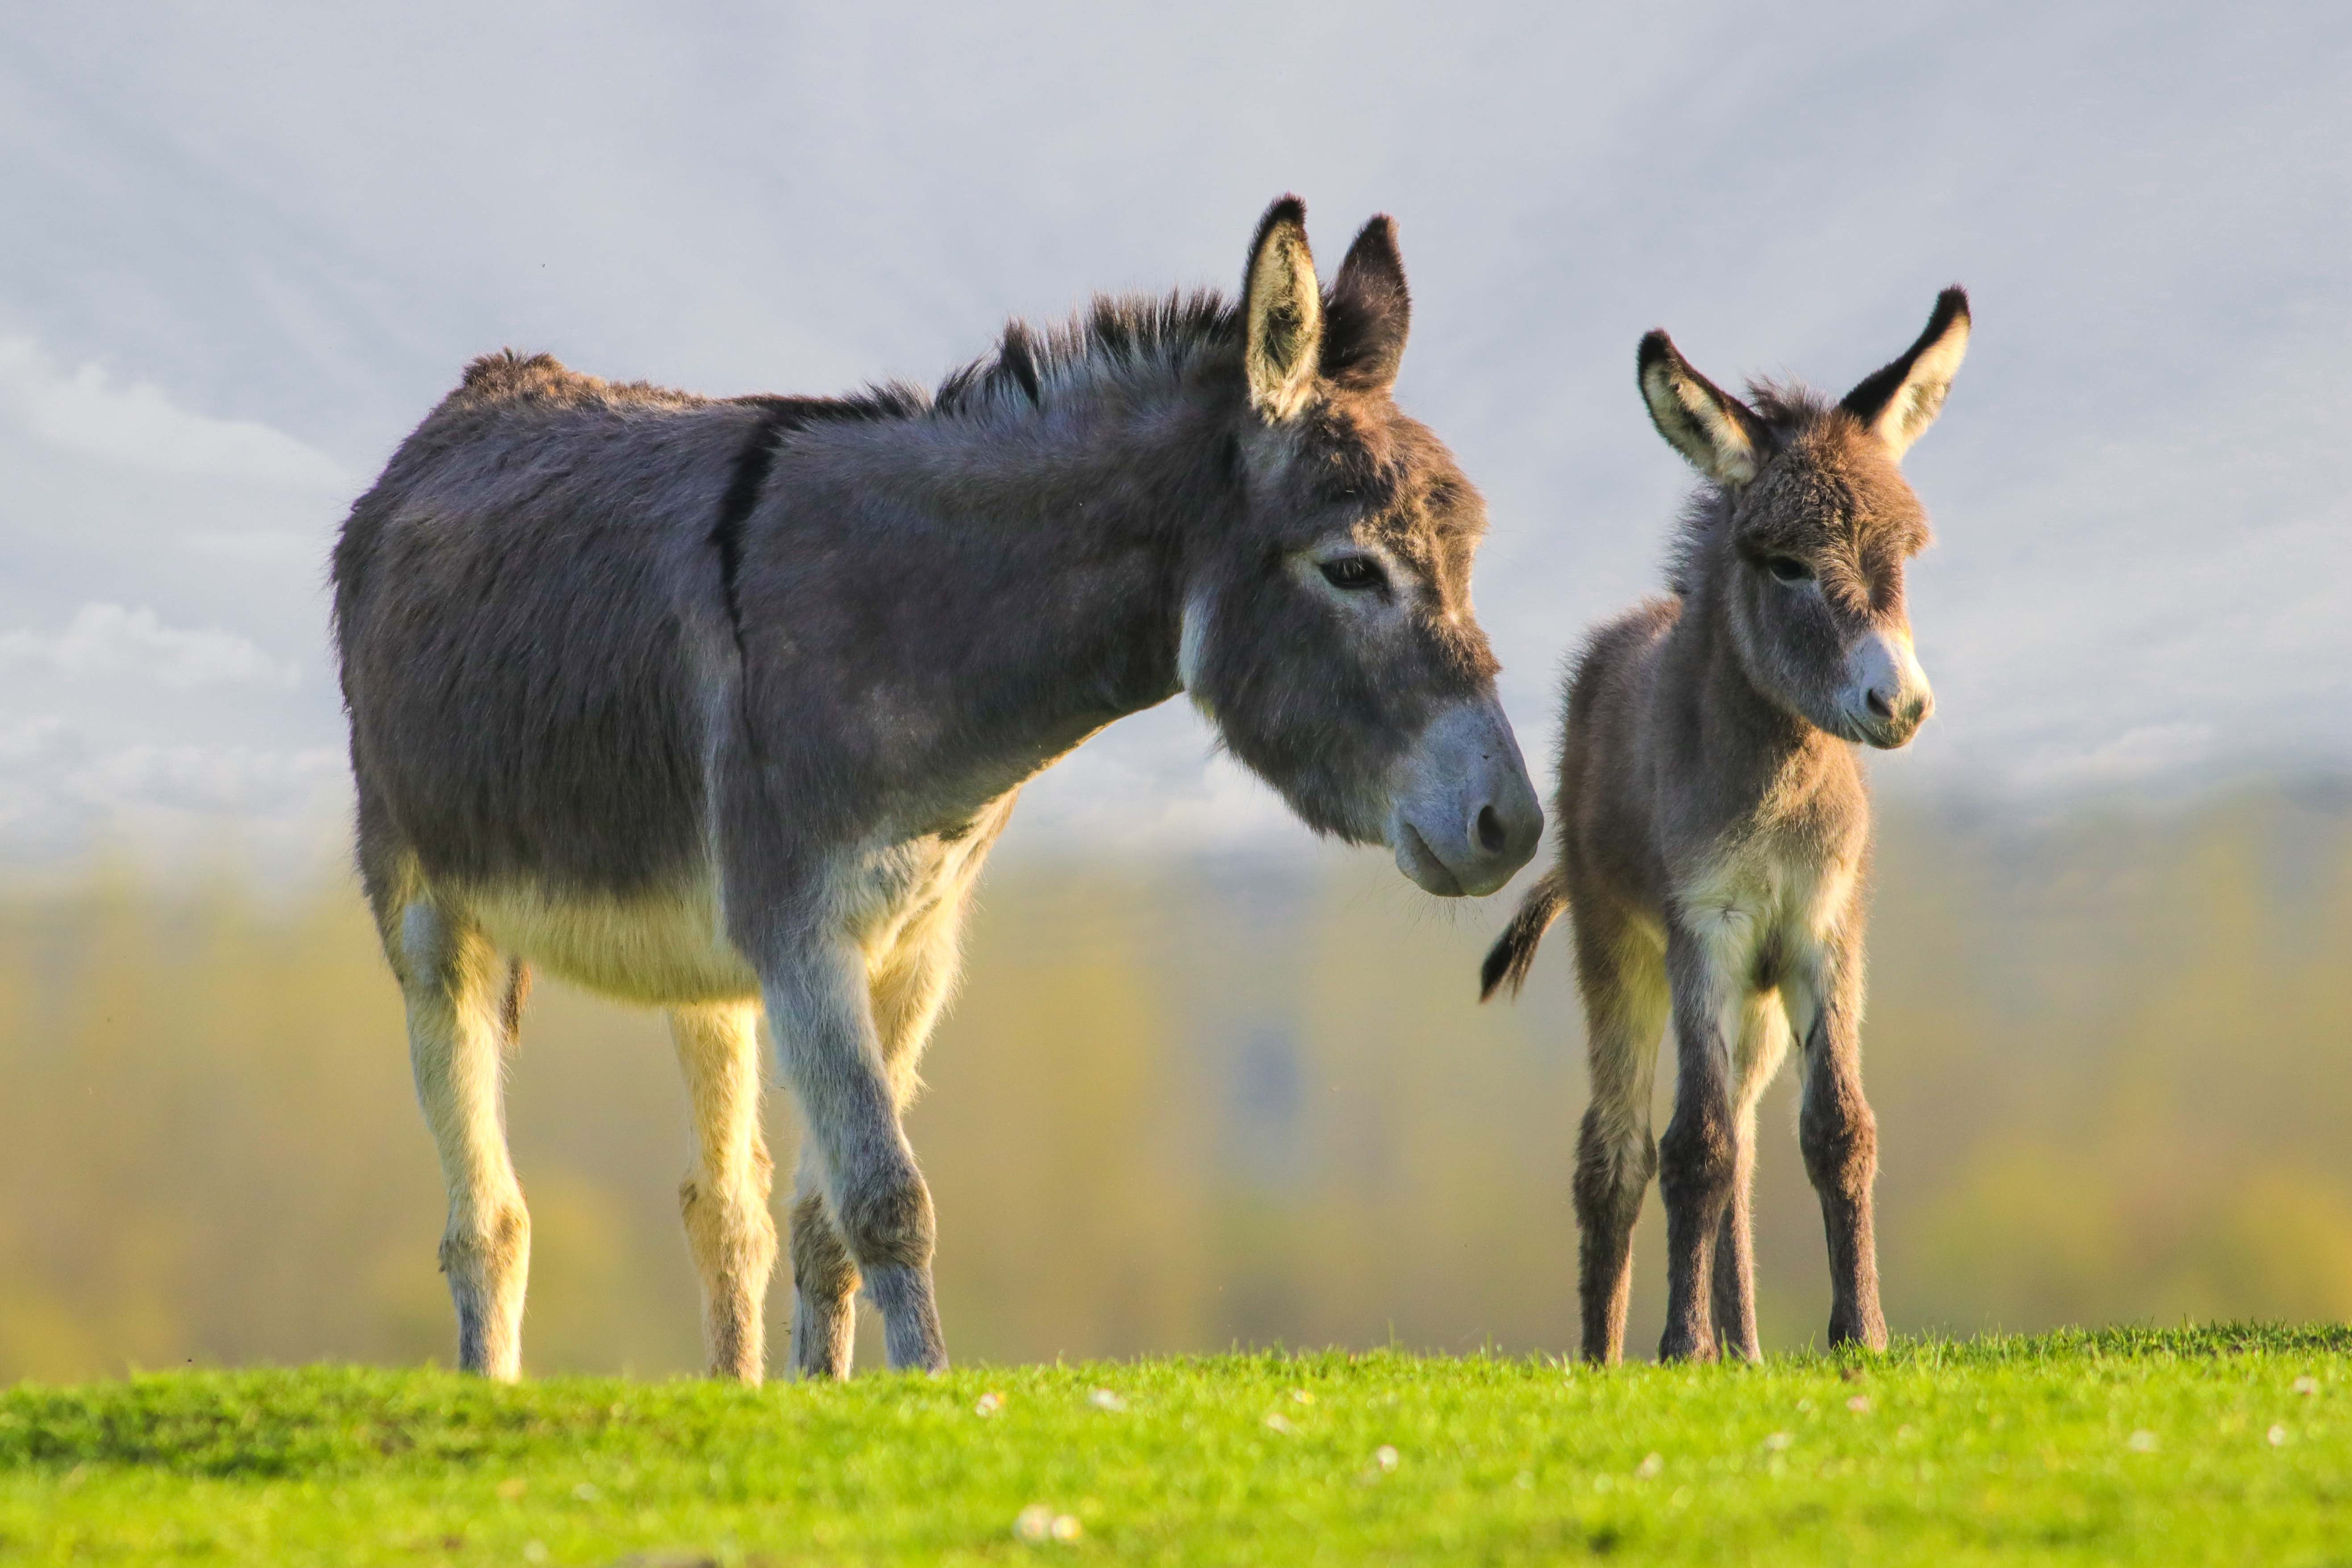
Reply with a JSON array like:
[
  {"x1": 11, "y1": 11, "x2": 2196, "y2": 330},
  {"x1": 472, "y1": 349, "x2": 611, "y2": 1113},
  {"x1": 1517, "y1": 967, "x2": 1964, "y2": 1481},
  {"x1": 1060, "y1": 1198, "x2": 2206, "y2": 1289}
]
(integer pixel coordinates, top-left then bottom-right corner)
[
  {"x1": 1242, "y1": 194, "x2": 1325, "y2": 422},
  {"x1": 1322, "y1": 215, "x2": 1410, "y2": 391},
  {"x1": 1637, "y1": 330, "x2": 1769, "y2": 486},
  {"x1": 1841, "y1": 287, "x2": 1971, "y2": 459}
]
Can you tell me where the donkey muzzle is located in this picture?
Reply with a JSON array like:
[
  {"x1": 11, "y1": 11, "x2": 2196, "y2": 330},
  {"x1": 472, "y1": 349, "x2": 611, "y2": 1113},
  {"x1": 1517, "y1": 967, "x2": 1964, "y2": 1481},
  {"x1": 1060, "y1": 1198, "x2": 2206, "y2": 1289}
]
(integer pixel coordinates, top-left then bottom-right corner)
[
  {"x1": 1840, "y1": 626, "x2": 1933, "y2": 749},
  {"x1": 1385, "y1": 697, "x2": 1543, "y2": 897}
]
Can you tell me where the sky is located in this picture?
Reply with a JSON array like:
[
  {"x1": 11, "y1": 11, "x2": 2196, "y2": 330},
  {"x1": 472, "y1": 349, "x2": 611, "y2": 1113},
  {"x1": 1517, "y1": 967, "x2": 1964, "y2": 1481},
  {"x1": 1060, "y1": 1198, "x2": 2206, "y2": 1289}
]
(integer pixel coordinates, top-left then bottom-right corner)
[{"x1": 2, "y1": 2, "x2": 2348, "y2": 874}]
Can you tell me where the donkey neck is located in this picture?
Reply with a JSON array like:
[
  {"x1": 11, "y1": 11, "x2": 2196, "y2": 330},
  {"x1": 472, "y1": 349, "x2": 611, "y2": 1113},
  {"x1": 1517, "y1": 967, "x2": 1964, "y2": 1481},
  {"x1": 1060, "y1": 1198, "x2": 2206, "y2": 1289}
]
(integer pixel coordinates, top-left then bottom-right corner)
[
  {"x1": 750, "y1": 359, "x2": 1246, "y2": 822},
  {"x1": 893, "y1": 369, "x2": 1241, "y2": 707}
]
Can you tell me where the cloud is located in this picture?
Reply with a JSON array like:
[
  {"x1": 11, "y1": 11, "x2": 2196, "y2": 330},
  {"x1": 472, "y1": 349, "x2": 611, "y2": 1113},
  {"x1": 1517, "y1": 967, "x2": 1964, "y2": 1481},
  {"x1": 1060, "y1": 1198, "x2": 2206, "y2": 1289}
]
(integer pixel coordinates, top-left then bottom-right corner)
[
  {"x1": 0, "y1": 603, "x2": 301, "y2": 689},
  {"x1": 0, "y1": 4, "x2": 2346, "y2": 872},
  {"x1": 0, "y1": 335, "x2": 350, "y2": 491},
  {"x1": 2011, "y1": 723, "x2": 2219, "y2": 791},
  {"x1": 0, "y1": 717, "x2": 349, "y2": 866},
  {"x1": 61, "y1": 740, "x2": 347, "y2": 815}
]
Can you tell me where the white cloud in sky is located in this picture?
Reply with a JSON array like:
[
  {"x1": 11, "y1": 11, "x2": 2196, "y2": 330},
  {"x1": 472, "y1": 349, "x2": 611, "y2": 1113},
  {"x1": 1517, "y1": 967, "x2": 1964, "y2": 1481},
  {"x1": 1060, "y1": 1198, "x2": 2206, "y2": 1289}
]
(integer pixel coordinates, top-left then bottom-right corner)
[
  {"x1": 0, "y1": 603, "x2": 301, "y2": 690},
  {"x1": 2010, "y1": 723, "x2": 2219, "y2": 792},
  {"x1": 62, "y1": 740, "x2": 346, "y2": 816},
  {"x1": 0, "y1": 335, "x2": 350, "y2": 491},
  {"x1": 0, "y1": 3, "x2": 2345, "y2": 872},
  {"x1": 0, "y1": 714, "x2": 348, "y2": 873}
]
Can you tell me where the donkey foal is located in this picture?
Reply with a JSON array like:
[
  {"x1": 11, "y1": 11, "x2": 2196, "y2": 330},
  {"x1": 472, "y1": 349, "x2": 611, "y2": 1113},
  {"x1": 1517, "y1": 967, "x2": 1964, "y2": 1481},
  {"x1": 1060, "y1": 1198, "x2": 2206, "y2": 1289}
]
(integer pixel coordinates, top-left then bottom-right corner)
[{"x1": 1484, "y1": 290, "x2": 1970, "y2": 1363}]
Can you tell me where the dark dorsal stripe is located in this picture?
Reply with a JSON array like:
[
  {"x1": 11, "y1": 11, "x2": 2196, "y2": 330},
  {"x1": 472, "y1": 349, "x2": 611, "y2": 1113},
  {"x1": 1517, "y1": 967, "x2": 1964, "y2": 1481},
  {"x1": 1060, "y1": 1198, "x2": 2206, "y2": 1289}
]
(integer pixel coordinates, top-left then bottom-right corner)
[
  {"x1": 710, "y1": 395, "x2": 919, "y2": 763},
  {"x1": 711, "y1": 398, "x2": 804, "y2": 645},
  {"x1": 711, "y1": 393, "x2": 918, "y2": 643},
  {"x1": 711, "y1": 403, "x2": 801, "y2": 767}
]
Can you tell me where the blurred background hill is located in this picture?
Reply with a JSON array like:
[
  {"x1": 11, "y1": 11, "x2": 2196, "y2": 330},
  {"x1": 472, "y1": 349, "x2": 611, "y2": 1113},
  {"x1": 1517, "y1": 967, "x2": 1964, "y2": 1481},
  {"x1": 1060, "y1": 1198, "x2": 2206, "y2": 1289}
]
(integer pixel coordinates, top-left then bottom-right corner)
[{"x1": 5, "y1": 777, "x2": 2348, "y2": 1380}]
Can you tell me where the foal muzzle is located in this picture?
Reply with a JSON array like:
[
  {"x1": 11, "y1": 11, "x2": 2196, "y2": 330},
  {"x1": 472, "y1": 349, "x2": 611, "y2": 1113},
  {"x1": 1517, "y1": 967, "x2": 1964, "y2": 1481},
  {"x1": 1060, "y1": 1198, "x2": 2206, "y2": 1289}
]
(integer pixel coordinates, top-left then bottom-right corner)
[{"x1": 1839, "y1": 626, "x2": 1934, "y2": 749}]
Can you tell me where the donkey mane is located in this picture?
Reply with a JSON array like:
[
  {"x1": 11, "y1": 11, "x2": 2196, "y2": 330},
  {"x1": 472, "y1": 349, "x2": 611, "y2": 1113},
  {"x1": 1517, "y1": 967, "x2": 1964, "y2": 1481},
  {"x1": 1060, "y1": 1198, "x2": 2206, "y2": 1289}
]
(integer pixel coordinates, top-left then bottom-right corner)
[
  {"x1": 456, "y1": 275, "x2": 1455, "y2": 448},
  {"x1": 451, "y1": 290, "x2": 1248, "y2": 434},
  {"x1": 934, "y1": 290, "x2": 1243, "y2": 415}
]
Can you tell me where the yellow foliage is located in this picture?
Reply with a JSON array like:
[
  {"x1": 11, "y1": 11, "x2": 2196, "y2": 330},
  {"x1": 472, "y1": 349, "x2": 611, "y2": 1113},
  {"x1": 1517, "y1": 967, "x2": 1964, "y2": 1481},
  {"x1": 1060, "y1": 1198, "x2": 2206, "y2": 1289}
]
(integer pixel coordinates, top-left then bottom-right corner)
[{"x1": 1, "y1": 783, "x2": 2348, "y2": 1376}]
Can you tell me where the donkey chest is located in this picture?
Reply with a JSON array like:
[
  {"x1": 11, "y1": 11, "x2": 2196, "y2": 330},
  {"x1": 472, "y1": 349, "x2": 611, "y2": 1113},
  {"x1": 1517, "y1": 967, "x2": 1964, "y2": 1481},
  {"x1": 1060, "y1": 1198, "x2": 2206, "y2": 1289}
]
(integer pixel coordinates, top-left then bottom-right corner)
[{"x1": 1674, "y1": 841, "x2": 1859, "y2": 986}]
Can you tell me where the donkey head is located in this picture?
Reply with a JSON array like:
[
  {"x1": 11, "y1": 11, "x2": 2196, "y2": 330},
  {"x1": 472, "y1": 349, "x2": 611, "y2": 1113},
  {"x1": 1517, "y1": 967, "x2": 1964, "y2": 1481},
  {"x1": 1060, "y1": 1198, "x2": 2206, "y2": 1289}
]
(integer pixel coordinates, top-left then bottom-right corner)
[
  {"x1": 1181, "y1": 197, "x2": 1542, "y2": 896},
  {"x1": 1636, "y1": 289, "x2": 1970, "y2": 750}
]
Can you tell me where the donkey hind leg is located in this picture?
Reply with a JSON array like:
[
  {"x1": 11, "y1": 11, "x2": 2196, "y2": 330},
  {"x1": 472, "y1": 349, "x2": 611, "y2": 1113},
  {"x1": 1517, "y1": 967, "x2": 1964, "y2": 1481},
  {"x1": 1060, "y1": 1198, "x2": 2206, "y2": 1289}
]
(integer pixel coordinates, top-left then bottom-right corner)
[
  {"x1": 1791, "y1": 946, "x2": 1889, "y2": 1351},
  {"x1": 400, "y1": 903, "x2": 531, "y2": 1380},
  {"x1": 1570, "y1": 914, "x2": 1669, "y2": 1365},
  {"x1": 1709, "y1": 993, "x2": 1792, "y2": 1365},
  {"x1": 671, "y1": 1002, "x2": 779, "y2": 1383}
]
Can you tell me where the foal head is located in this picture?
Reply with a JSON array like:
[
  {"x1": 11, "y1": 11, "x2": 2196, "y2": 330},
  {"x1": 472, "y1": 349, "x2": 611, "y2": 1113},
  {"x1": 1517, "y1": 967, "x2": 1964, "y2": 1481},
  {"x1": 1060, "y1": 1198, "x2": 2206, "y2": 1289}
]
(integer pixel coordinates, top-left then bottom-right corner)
[
  {"x1": 1183, "y1": 198, "x2": 1541, "y2": 896},
  {"x1": 1635, "y1": 290, "x2": 1970, "y2": 750}
]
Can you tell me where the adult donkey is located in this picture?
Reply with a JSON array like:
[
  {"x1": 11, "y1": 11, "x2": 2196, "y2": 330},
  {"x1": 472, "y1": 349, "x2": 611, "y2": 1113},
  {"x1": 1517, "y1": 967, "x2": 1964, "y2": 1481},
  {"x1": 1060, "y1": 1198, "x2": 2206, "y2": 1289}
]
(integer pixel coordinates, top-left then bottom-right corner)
[
  {"x1": 334, "y1": 197, "x2": 1542, "y2": 1383},
  {"x1": 1481, "y1": 291, "x2": 1969, "y2": 1363}
]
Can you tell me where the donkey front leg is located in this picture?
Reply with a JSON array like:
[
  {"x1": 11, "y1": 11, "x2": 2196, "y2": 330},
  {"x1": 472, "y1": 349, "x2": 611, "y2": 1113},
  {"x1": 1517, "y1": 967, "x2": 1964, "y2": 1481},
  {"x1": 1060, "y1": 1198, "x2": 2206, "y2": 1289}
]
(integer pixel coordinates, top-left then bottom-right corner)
[
  {"x1": 1710, "y1": 993, "x2": 1793, "y2": 1365},
  {"x1": 399, "y1": 904, "x2": 530, "y2": 1380},
  {"x1": 766, "y1": 938, "x2": 947, "y2": 1374},
  {"x1": 670, "y1": 1002, "x2": 780, "y2": 1383},
  {"x1": 1786, "y1": 940, "x2": 1889, "y2": 1351},
  {"x1": 1656, "y1": 926, "x2": 1742, "y2": 1362}
]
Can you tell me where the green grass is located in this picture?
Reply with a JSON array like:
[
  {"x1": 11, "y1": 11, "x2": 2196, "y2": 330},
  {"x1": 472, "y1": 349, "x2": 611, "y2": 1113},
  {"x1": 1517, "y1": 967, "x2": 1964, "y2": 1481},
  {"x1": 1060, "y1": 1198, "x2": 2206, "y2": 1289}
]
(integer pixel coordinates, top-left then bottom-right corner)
[{"x1": 4, "y1": 1327, "x2": 2349, "y2": 1565}]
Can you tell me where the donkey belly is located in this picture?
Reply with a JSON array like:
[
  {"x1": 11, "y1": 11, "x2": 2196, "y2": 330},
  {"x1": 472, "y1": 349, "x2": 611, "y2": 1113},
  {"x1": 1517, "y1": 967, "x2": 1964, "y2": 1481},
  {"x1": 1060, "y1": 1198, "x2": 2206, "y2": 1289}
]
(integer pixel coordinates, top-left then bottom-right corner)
[{"x1": 463, "y1": 877, "x2": 762, "y2": 1006}]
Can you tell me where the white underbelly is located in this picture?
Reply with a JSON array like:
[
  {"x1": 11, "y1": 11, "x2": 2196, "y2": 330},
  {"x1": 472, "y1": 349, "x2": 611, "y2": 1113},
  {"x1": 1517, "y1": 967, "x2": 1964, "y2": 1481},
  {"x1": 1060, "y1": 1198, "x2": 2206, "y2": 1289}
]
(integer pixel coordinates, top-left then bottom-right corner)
[{"x1": 463, "y1": 880, "x2": 762, "y2": 1005}]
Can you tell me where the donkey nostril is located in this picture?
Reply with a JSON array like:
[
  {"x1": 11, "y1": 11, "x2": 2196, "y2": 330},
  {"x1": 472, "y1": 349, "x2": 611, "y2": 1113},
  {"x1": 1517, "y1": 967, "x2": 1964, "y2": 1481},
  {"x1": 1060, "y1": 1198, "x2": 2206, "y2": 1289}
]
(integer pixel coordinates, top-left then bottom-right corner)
[
  {"x1": 1475, "y1": 805, "x2": 1507, "y2": 856},
  {"x1": 1865, "y1": 687, "x2": 1896, "y2": 719}
]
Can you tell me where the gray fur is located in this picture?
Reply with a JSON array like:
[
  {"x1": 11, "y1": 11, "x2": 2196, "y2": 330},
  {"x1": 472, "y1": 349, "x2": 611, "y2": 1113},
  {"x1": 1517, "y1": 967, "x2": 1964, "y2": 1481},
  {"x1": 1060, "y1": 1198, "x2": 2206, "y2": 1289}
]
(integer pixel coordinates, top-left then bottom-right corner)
[
  {"x1": 334, "y1": 196, "x2": 1541, "y2": 1382},
  {"x1": 1484, "y1": 290, "x2": 1968, "y2": 1363}
]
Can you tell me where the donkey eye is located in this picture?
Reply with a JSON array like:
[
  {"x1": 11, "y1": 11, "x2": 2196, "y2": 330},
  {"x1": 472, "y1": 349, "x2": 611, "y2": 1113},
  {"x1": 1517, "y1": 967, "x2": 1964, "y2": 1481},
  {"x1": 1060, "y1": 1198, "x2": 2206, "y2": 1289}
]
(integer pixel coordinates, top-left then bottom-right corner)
[
  {"x1": 1765, "y1": 555, "x2": 1814, "y2": 584},
  {"x1": 1320, "y1": 556, "x2": 1387, "y2": 593}
]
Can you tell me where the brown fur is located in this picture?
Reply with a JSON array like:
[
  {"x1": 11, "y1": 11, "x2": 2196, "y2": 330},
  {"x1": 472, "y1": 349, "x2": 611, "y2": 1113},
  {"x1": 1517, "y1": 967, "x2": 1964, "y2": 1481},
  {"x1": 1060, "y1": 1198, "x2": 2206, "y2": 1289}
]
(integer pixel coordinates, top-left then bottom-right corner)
[{"x1": 1485, "y1": 291, "x2": 1970, "y2": 1363}]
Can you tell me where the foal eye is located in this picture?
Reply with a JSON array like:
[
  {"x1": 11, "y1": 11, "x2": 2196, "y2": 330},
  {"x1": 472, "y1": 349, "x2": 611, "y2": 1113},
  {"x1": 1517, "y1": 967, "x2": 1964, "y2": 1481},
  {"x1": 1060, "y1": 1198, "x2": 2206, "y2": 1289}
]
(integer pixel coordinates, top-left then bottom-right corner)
[
  {"x1": 1765, "y1": 555, "x2": 1815, "y2": 584},
  {"x1": 1319, "y1": 556, "x2": 1387, "y2": 593}
]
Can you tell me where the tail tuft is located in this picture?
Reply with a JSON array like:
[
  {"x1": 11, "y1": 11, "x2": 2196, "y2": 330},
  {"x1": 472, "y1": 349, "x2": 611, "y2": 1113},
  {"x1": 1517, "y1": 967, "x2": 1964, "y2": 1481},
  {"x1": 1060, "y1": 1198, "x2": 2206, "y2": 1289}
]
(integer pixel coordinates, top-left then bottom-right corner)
[
  {"x1": 500, "y1": 959, "x2": 533, "y2": 1051},
  {"x1": 1480, "y1": 870, "x2": 1567, "y2": 1002}
]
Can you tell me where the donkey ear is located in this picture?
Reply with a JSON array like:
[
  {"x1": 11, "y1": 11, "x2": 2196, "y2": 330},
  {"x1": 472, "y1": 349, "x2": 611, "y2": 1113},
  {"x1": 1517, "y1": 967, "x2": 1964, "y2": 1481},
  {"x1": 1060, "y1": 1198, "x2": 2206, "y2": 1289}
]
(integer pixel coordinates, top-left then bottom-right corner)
[
  {"x1": 1322, "y1": 214, "x2": 1410, "y2": 391},
  {"x1": 1241, "y1": 194, "x2": 1324, "y2": 421},
  {"x1": 1841, "y1": 287, "x2": 1970, "y2": 459},
  {"x1": 1638, "y1": 330, "x2": 1769, "y2": 486}
]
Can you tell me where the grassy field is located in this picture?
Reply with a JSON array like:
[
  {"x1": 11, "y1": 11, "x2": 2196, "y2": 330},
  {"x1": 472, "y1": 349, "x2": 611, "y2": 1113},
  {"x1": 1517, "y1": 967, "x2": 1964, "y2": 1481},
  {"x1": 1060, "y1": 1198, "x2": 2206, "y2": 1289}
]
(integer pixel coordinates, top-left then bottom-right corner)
[{"x1": 3, "y1": 1327, "x2": 2347, "y2": 1566}]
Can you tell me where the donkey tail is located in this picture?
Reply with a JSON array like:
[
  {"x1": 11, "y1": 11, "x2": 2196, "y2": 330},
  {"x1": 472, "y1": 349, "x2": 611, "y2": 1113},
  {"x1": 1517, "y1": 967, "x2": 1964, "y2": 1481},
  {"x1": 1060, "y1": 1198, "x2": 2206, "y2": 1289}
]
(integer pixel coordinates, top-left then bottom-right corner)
[
  {"x1": 500, "y1": 959, "x2": 533, "y2": 1052},
  {"x1": 1480, "y1": 868, "x2": 1567, "y2": 1002}
]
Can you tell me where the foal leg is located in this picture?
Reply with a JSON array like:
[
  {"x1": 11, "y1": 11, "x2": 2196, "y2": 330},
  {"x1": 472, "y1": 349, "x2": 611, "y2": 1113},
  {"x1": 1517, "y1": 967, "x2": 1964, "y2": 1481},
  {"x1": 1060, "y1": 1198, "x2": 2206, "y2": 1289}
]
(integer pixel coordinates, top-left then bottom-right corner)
[
  {"x1": 1787, "y1": 932, "x2": 1889, "y2": 1351},
  {"x1": 1657, "y1": 922, "x2": 1743, "y2": 1362},
  {"x1": 1710, "y1": 993, "x2": 1791, "y2": 1364},
  {"x1": 670, "y1": 1002, "x2": 779, "y2": 1383},
  {"x1": 398, "y1": 901, "x2": 530, "y2": 1380},
  {"x1": 1569, "y1": 911, "x2": 1668, "y2": 1364}
]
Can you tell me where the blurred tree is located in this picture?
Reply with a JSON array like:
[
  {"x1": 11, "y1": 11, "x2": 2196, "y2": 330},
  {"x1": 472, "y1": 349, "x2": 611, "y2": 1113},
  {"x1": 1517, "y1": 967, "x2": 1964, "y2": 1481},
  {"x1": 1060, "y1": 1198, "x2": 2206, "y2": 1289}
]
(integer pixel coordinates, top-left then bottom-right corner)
[{"x1": 1, "y1": 781, "x2": 2347, "y2": 1378}]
